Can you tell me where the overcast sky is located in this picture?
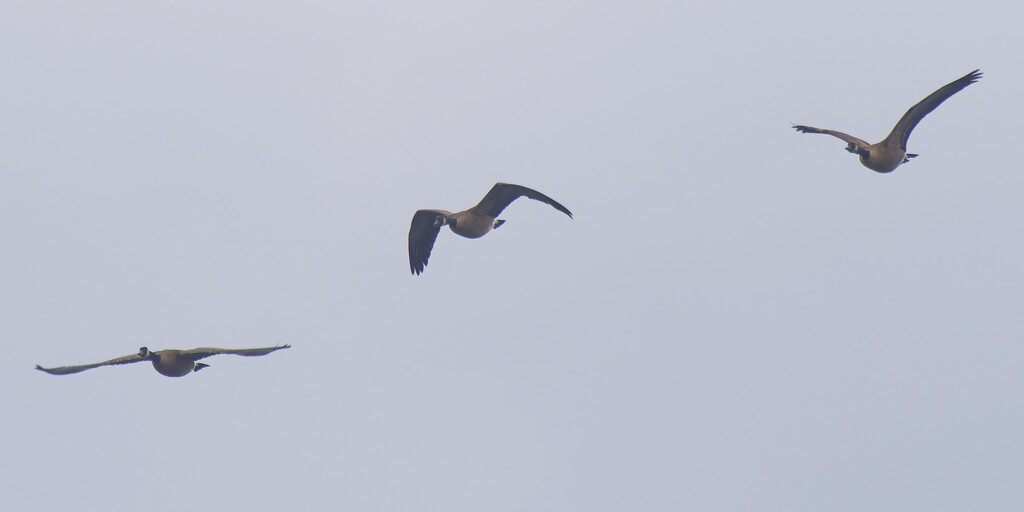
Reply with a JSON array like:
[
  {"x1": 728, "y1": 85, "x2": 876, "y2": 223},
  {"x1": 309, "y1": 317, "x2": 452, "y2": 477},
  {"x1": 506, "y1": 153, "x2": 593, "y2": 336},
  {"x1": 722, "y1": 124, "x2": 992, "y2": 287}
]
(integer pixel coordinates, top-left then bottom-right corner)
[{"x1": 2, "y1": 1, "x2": 1022, "y2": 510}]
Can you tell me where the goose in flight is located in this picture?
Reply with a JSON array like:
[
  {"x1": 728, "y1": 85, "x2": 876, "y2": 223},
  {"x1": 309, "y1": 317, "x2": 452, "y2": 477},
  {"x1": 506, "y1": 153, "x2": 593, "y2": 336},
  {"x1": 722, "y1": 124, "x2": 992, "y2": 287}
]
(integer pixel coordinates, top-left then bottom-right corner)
[
  {"x1": 793, "y1": 69, "x2": 981, "y2": 173},
  {"x1": 408, "y1": 182, "x2": 572, "y2": 275},
  {"x1": 36, "y1": 345, "x2": 291, "y2": 377}
]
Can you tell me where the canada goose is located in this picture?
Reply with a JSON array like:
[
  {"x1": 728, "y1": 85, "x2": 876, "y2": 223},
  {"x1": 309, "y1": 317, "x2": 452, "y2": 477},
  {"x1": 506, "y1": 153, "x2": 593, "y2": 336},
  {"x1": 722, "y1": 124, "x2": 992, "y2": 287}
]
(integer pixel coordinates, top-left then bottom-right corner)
[
  {"x1": 793, "y1": 69, "x2": 981, "y2": 173},
  {"x1": 408, "y1": 182, "x2": 572, "y2": 275},
  {"x1": 35, "y1": 345, "x2": 290, "y2": 377}
]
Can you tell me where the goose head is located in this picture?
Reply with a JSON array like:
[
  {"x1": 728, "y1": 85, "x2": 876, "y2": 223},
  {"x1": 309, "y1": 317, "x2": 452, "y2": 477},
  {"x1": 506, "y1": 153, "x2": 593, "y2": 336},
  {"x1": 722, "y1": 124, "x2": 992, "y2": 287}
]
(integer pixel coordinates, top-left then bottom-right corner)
[{"x1": 845, "y1": 142, "x2": 869, "y2": 158}]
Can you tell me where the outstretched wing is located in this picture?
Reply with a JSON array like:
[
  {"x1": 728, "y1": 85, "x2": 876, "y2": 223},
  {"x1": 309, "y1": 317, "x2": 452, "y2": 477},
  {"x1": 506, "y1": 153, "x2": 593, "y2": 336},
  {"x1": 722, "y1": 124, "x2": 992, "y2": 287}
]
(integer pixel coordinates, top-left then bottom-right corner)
[
  {"x1": 792, "y1": 125, "x2": 871, "y2": 148},
  {"x1": 472, "y1": 183, "x2": 573, "y2": 219},
  {"x1": 882, "y1": 69, "x2": 981, "y2": 151},
  {"x1": 179, "y1": 345, "x2": 292, "y2": 360},
  {"x1": 408, "y1": 209, "x2": 449, "y2": 275},
  {"x1": 36, "y1": 352, "x2": 146, "y2": 375}
]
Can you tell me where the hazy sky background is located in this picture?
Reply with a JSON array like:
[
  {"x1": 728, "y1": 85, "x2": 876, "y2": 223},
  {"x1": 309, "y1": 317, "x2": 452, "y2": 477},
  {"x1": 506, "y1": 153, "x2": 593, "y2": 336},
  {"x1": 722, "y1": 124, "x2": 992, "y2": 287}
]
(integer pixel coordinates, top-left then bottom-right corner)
[{"x1": 2, "y1": 1, "x2": 1021, "y2": 510}]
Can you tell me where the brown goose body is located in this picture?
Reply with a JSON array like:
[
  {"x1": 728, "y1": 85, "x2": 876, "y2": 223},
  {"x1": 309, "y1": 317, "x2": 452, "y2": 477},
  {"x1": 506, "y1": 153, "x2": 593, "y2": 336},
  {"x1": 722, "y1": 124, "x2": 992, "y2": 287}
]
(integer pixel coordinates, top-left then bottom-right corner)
[
  {"x1": 408, "y1": 183, "x2": 572, "y2": 275},
  {"x1": 145, "y1": 349, "x2": 199, "y2": 377},
  {"x1": 794, "y1": 69, "x2": 981, "y2": 173},
  {"x1": 36, "y1": 345, "x2": 291, "y2": 377}
]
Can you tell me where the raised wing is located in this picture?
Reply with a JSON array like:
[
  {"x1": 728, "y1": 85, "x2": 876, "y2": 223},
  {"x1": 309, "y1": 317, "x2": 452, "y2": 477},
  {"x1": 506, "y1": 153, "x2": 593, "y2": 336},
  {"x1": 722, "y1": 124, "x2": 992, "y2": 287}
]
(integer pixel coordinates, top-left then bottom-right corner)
[
  {"x1": 883, "y1": 69, "x2": 981, "y2": 151},
  {"x1": 179, "y1": 345, "x2": 292, "y2": 360},
  {"x1": 35, "y1": 352, "x2": 146, "y2": 375},
  {"x1": 408, "y1": 209, "x2": 449, "y2": 275},
  {"x1": 792, "y1": 125, "x2": 871, "y2": 147},
  {"x1": 472, "y1": 183, "x2": 573, "y2": 219}
]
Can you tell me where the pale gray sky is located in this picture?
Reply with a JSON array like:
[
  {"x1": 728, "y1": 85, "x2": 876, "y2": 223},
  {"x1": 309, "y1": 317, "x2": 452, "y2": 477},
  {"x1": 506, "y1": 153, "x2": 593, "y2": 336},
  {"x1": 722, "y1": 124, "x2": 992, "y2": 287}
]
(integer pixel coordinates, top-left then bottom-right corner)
[{"x1": 2, "y1": 1, "x2": 1022, "y2": 510}]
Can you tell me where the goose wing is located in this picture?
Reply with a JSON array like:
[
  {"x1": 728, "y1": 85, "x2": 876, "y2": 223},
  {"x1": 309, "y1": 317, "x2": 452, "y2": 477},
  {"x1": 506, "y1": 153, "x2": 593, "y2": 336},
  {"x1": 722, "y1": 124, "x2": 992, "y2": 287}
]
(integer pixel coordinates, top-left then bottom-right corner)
[
  {"x1": 792, "y1": 125, "x2": 871, "y2": 148},
  {"x1": 408, "y1": 209, "x2": 450, "y2": 275},
  {"x1": 178, "y1": 345, "x2": 292, "y2": 360},
  {"x1": 36, "y1": 352, "x2": 146, "y2": 375},
  {"x1": 882, "y1": 69, "x2": 981, "y2": 151},
  {"x1": 471, "y1": 183, "x2": 573, "y2": 219}
]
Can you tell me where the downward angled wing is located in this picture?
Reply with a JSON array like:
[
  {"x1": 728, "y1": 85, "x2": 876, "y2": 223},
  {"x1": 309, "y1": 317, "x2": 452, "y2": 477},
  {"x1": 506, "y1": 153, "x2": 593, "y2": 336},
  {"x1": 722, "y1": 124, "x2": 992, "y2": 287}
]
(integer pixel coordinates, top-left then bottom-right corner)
[
  {"x1": 408, "y1": 209, "x2": 449, "y2": 275},
  {"x1": 792, "y1": 125, "x2": 871, "y2": 147},
  {"x1": 179, "y1": 345, "x2": 292, "y2": 360},
  {"x1": 36, "y1": 353, "x2": 146, "y2": 375},
  {"x1": 472, "y1": 183, "x2": 573, "y2": 219},
  {"x1": 883, "y1": 69, "x2": 981, "y2": 151}
]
